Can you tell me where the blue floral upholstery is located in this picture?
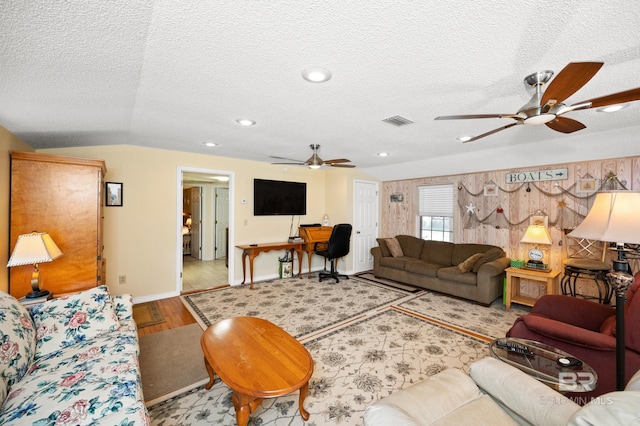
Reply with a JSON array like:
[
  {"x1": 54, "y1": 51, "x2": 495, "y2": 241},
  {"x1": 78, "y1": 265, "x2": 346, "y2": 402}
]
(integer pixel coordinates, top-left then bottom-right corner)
[{"x1": 0, "y1": 288, "x2": 149, "y2": 425}]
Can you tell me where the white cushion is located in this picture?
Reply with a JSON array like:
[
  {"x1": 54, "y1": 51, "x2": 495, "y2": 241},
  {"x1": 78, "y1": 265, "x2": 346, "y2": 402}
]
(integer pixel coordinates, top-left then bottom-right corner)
[{"x1": 569, "y1": 391, "x2": 640, "y2": 425}]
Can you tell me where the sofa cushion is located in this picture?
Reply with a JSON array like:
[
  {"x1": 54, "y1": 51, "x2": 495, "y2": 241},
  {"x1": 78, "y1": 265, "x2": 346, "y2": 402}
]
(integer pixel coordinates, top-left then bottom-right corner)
[
  {"x1": 30, "y1": 286, "x2": 120, "y2": 360},
  {"x1": 376, "y1": 238, "x2": 392, "y2": 257},
  {"x1": 396, "y1": 235, "x2": 424, "y2": 259},
  {"x1": 451, "y1": 244, "x2": 498, "y2": 266},
  {"x1": 420, "y1": 240, "x2": 455, "y2": 266},
  {"x1": 438, "y1": 266, "x2": 478, "y2": 285},
  {"x1": 380, "y1": 256, "x2": 412, "y2": 270},
  {"x1": 384, "y1": 238, "x2": 404, "y2": 257},
  {"x1": 458, "y1": 253, "x2": 485, "y2": 273},
  {"x1": 568, "y1": 391, "x2": 640, "y2": 426},
  {"x1": 0, "y1": 325, "x2": 147, "y2": 425},
  {"x1": 405, "y1": 260, "x2": 441, "y2": 277},
  {"x1": 471, "y1": 247, "x2": 505, "y2": 272},
  {"x1": 0, "y1": 292, "x2": 37, "y2": 399}
]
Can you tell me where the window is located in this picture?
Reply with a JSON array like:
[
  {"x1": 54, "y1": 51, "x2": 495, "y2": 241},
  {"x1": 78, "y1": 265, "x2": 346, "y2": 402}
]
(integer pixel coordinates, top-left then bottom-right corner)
[{"x1": 419, "y1": 184, "x2": 454, "y2": 241}]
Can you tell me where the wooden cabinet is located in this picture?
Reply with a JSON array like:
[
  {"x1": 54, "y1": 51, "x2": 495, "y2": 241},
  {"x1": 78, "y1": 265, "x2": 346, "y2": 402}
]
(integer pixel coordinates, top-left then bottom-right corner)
[{"x1": 9, "y1": 151, "x2": 106, "y2": 298}]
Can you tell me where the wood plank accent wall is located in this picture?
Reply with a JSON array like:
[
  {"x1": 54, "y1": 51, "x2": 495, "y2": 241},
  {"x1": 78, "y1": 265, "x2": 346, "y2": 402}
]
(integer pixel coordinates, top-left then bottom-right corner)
[{"x1": 380, "y1": 155, "x2": 640, "y2": 299}]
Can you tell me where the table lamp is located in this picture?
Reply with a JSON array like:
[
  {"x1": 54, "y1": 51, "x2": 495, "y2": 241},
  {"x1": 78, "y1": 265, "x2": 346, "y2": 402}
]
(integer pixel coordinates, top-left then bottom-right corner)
[
  {"x1": 7, "y1": 232, "x2": 63, "y2": 299},
  {"x1": 568, "y1": 190, "x2": 640, "y2": 390},
  {"x1": 520, "y1": 225, "x2": 553, "y2": 269}
]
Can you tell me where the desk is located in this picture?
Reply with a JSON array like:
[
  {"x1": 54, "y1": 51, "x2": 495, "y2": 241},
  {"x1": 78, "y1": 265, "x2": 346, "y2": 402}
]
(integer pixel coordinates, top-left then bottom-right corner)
[
  {"x1": 505, "y1": 267, "x2": 560, "y2": 310},
  {"x1": 237, "y1": 242, "x2": 304, "y2": 289},
  {"x1": 299, "y1": 226, "x2": 332, "y2": 278}
]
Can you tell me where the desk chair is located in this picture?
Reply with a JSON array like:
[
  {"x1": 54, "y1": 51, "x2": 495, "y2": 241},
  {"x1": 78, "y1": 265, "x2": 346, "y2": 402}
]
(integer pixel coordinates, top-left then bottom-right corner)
[{"x1": 315, "y1": 224, "x2": 352, "y2": 283}]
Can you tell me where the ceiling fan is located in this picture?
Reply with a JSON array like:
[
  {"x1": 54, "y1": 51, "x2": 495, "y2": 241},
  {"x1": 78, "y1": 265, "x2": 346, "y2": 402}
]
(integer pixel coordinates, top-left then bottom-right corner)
[
  {"x1": 435, "y1": 62, "x2": 640, "y2": 143},
  {"x1": 270, "y1": 144, "x2": 355, "y2": 169}
]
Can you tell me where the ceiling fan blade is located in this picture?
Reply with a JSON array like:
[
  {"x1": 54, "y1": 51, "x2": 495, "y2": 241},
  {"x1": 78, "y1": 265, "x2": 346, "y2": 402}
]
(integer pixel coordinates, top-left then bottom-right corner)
[
  {"x1": 269, "y1": 155, "x2": 305, "y2": 163},
  {"x1": 435, "y1": 114, "x2": 519, "y2": 120},
  {"x1": 463, "y1": 122, "x2": 521, "y2": 143},
  {"x1": 330, "y1": 163, "x2": 356, "y2": 168},
  {"x1": 323, "y1": 158, "x2": 350, "y2": 164},
  {"x1": 545, "y1": 116, "x2": 586, "y2": 134},
  {"x1": 540, "y1": 62, "x2": 603, "y2": 106},
  {"x1": 576, "y1": 87, "x2": 640, "y2": 109}
]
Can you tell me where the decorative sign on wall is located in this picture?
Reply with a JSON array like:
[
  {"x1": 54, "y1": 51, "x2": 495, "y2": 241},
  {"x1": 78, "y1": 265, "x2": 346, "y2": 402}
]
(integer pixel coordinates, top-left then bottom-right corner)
[{"x1": 505, "y1": 168, "x2": 568, "y2": 184}]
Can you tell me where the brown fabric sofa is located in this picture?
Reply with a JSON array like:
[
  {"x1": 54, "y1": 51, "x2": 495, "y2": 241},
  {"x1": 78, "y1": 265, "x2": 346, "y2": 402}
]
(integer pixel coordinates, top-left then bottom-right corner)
[{"x1": 371, "y1": 235, "x2": 510, "y2": 306}]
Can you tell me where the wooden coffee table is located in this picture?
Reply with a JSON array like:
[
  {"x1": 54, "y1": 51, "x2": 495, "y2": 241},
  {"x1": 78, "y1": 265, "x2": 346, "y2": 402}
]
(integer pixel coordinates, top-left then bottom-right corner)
[{"x1": 200, "y1": 317, "x2": 314, "y2": 425}]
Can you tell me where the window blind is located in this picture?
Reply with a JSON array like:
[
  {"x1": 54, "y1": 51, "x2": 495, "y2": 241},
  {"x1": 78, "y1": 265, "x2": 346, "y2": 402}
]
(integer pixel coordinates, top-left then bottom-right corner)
[{"x1": 418, "y1": 184, "x2": 454, "y2": 217}]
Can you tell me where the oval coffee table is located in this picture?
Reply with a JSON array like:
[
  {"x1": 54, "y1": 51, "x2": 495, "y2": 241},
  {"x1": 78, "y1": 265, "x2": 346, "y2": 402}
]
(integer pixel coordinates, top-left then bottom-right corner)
[{"x1": 201, "y1": 316, "x2": 314, "y2": 425}]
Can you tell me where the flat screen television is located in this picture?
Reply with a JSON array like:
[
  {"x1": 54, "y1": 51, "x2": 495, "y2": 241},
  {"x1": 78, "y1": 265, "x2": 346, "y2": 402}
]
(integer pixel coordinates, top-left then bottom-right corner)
[{"x1": 254, "y1": 179, "x2": 307, "y2": 216}]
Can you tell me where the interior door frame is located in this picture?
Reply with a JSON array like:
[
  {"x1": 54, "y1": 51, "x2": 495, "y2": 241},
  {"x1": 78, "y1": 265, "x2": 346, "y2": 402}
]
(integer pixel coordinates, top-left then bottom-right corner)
[{"x1": 176, "y1": 166, "x2": 235, "y2": 293}]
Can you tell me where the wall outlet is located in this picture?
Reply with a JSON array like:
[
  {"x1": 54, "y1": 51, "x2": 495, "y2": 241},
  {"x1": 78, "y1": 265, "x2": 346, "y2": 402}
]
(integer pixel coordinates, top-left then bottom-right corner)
[{"x1": 118, "y1": 275, "x2": 127, "y2": 285}]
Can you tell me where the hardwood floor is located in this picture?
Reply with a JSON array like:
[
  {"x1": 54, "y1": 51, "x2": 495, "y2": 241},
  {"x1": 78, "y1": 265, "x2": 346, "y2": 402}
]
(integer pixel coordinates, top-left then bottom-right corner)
[{"x1": 136, "y1": 296, "x2": 197, "y2": 337}]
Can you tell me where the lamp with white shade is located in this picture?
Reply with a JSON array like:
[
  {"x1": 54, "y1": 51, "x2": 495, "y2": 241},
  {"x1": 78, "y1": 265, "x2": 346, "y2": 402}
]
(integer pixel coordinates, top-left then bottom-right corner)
[
  {"x1": 520, "y1": 225, "x2": 553, "y2": 269},
  {"x1": 568, "y1": 190, "x2": 640, "y2": 390},
  {"x1": 7, "y1": 232, "x2": 63, "y2": 299}
]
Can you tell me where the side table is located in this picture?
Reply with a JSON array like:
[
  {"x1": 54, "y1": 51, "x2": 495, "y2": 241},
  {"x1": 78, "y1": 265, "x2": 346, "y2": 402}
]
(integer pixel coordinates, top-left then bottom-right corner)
[
  {"x1": 505, "y1": 267, "x2": 560, "y2": 310},
  {"x1": 490, "y1": 337, "x2": 597, "y2": 393}
]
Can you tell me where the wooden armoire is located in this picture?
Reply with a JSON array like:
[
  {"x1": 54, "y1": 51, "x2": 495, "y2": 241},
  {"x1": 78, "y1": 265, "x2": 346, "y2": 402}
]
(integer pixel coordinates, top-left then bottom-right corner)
[{"x1": 9, "y1": 151, "x2": 107, "y2": 298}]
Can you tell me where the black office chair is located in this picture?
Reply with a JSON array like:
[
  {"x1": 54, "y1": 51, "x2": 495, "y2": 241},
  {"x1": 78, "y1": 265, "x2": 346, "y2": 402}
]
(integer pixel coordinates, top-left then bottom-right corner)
[{"x1": 314, "y1": 223, "x2": 352, "y2": 283}]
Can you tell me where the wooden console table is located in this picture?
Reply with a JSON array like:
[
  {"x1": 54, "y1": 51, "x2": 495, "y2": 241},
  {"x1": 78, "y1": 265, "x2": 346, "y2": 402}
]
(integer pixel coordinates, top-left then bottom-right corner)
[{"x1": 237, "y1": 242, "x2": 304, "y2": 289}]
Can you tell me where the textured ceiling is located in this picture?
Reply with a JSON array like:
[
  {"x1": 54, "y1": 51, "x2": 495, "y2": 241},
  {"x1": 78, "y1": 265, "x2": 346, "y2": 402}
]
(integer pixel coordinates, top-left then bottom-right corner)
[{"x1": 1, "y1": 1, "x2": 639, "y2": 180}]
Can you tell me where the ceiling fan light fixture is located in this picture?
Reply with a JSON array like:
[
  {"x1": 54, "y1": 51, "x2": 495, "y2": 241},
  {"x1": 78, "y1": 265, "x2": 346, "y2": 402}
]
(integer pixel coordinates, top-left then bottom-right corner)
[
  {"x1": 376, "y1": 152, "x2": 390, "y2": 157},
  {"x1": 598, "y1": 104, "x2": 627, "y2": 113},
  {"x1": 302, "y1": 68, "x2": 331, "y2": 83},
  {"x1": 523, "y1": 114, "x2": 556, "y2": 125},
  {"x1": 236, "y1": 118, "x2": 256, "y2": 126},
  {"x1": 203, "y1": 142, "x2": 218, "y2": 147},
  {"x1": 456, "y1": 136, "x2": 472, "y2": 142},
  {"x1": 308, "y1": 164, "x2": 322, "y2": 169}
]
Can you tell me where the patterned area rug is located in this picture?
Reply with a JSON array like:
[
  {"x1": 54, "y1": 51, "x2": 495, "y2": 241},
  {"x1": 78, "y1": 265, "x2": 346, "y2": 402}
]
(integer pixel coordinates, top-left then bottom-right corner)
[
  {"x1": 133, "y1": 301, "x2": 165, "y2": 328},
  {"x1": 398, "y1": 291, "x2": 530, "y2": 339},
  {"x1": 148, "y1": 308, "x2": 490, "y2": 425},
  {"x1": 181, "y1": 276, "x2": 416, "y2": 338},
  {"x1": 148, "y1": 277, "x2": 525, "y2": 425}
]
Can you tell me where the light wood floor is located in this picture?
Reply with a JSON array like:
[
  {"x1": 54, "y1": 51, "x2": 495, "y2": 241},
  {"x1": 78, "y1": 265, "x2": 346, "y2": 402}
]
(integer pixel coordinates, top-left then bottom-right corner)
[
  {"x1": 136, "y1": 296, "x2": 199, "y2": 337},
  {"x1": 182, "y1": 256, "x2": 228, "y2": 292}
]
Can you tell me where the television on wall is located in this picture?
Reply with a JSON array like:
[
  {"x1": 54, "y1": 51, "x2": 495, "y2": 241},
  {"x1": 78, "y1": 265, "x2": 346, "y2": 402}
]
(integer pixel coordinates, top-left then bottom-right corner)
[{"x1": 254, "y1": 179, "x2": 307, "y2": 216}]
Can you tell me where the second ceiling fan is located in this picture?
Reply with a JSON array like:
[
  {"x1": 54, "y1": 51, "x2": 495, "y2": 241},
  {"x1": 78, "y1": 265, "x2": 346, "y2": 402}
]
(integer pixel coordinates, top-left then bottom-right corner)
[
  {"x1": 435, "y1": 62, "x2": 640, "y2": 143},
  {"x1": 270, "y1": 144, "x2": 355, "y2": 169}
]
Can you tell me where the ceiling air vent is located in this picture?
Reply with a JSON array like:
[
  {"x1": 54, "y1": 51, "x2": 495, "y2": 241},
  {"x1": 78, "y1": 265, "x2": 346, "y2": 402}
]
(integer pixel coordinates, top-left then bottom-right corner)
[{"x1": 382, "y1": 115, "x2": 414, "y2": 127}]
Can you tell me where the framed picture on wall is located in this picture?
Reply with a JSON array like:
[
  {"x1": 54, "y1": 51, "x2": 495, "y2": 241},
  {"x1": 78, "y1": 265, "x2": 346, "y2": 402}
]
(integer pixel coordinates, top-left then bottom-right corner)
[
  {"x1": 576, "y1": 178, "x2": 598, "y2": 195},
  {"x1": 484, "y1": 183, "x2": 498, "y2": 196},
  {"x1": 106, "y1": 182, "x2": 123, "y2": 207}
]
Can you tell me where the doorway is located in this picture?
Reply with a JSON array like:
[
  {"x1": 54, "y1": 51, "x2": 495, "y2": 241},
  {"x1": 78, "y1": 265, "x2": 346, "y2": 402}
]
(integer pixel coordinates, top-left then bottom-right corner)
[
  {"x1": 178, "y1": 168, "x2": 234, "y2": 293},
  {"x1": 353, "y1": 180, "x2": 379, "y2": 273}
]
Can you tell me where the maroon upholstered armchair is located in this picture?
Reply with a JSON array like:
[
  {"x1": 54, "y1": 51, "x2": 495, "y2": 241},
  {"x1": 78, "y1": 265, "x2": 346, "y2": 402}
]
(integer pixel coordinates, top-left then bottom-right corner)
[{"x1": 507, "y1": 271, "x2": 640, "y2": 401}]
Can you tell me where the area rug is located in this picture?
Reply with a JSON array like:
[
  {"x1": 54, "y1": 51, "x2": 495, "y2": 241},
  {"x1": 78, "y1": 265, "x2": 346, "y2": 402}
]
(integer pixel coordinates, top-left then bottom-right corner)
[
  {"x1": 398, "y1": 290, "x2": 531, "y2": 339},
  {"x1": 139, "y1": 323, "x2": 209, "y2": 405},
  {"x1": 147, "y1": 307, "x2": 491, "y2": 425},
  {"x1": 181, "y1": 276, "x2": 415, "y2": 339},
  {"x1": 133, "y1": 301, "x2": 165, "y2": 328},
  {"x1": 354, "y1": 272, "x2": 422, "y2": 293}
]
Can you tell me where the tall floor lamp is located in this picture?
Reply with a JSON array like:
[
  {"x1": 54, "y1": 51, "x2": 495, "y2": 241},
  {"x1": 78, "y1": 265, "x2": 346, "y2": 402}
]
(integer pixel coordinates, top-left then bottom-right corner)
[{"x1": 568, "y1": 191, "x2": 640, "y2": 390}]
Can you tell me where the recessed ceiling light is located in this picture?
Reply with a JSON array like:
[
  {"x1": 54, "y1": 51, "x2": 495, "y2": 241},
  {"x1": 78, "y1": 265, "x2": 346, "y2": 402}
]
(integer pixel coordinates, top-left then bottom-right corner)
[
  {"x1": 597, "y1": 104, "x2": 627, "y2": 113},
  {"x1": 236, "y1": 118, "x2": 256, "y2": 126},
  {"x1": 377, "y1": 152, "x2": 390, "y2": 157},
  {"x1": 302, "y1": 68, "x2": 332, "y2": 83},
  {"x1": 457, "y1": 136, "x2": 473, "y2": 142},
  {"x1": 203, "y1": 142, "x2": 218, "y2": 147}
]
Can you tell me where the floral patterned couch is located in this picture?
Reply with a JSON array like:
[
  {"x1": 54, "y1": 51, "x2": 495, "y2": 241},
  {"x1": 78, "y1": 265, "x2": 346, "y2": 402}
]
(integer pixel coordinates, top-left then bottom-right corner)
[{"x1": 0, "y1": 286, "x2": 149, "y2": 425}]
